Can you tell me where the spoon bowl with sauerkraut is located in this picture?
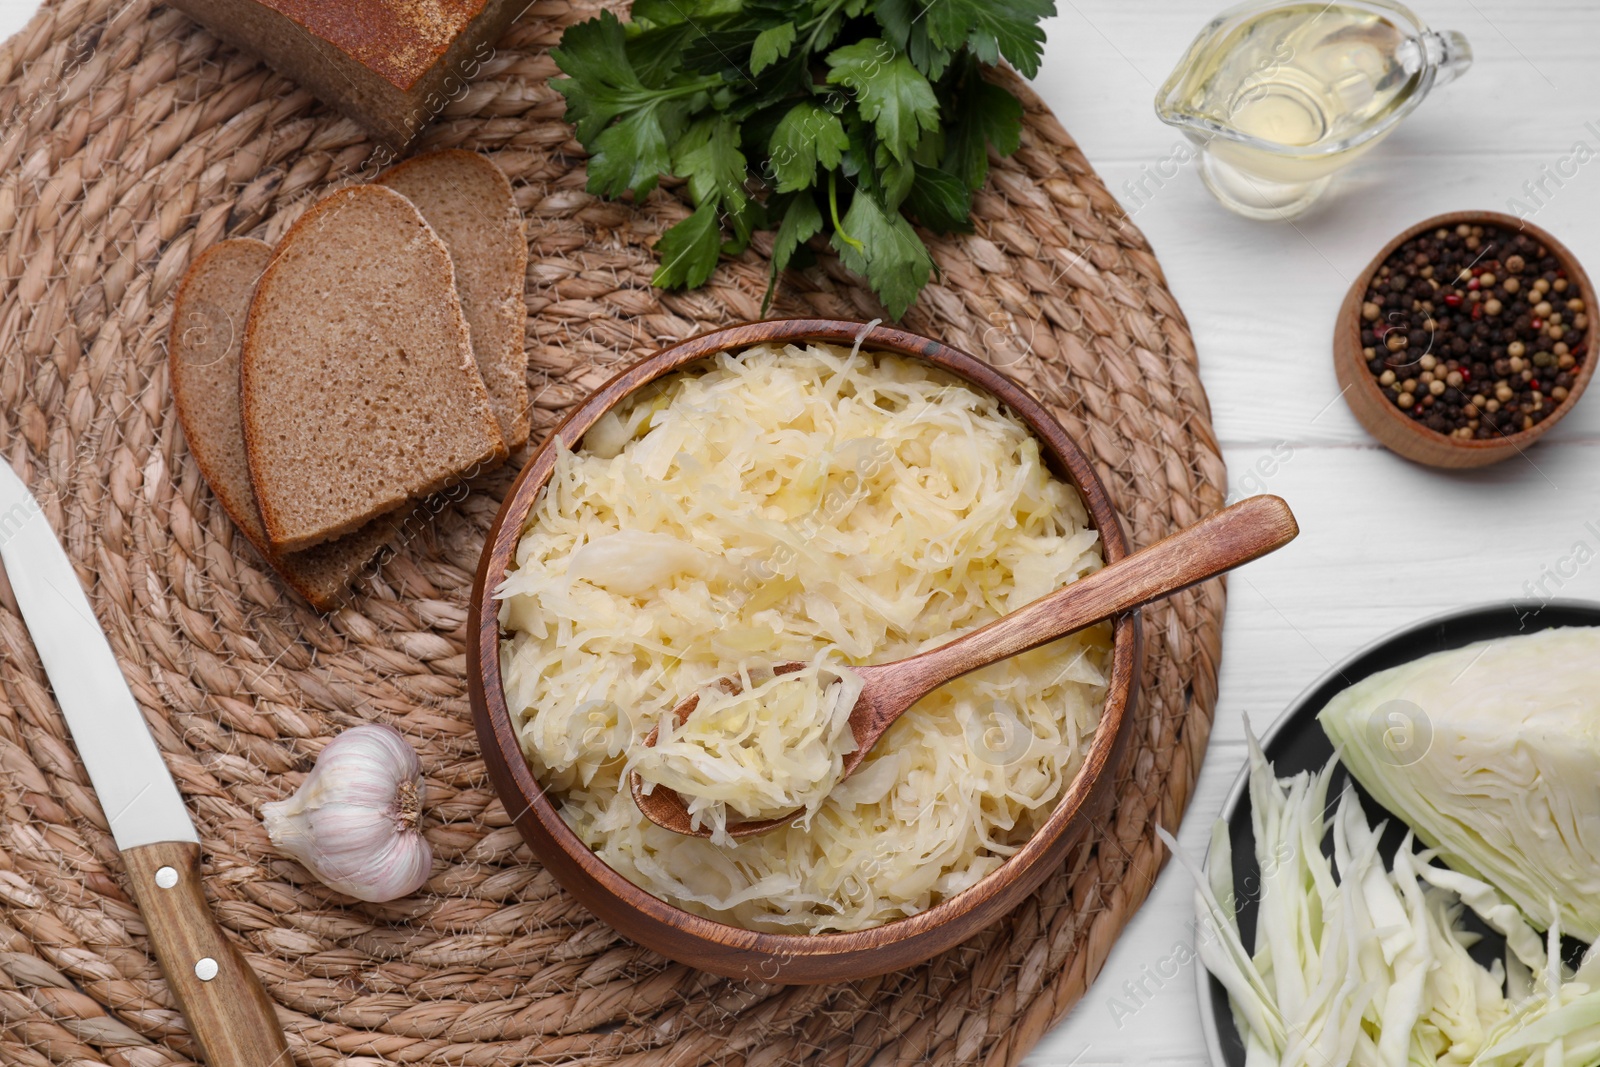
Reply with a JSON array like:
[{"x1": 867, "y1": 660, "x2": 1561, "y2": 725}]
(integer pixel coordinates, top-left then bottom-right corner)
[{"x1": 469, "y1": 319, "x2": 1143, "y2": 983}]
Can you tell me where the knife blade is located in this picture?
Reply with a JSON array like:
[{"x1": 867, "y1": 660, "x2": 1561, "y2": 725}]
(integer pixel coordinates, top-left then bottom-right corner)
[{"x1": 0, "y1": 462, "x2": 290, "y2": 1067}]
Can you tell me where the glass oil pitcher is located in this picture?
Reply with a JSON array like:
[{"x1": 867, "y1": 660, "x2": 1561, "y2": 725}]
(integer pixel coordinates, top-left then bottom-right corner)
[{"x1": 1155, "y1": 0, "x2": 1471, "y2": 219}]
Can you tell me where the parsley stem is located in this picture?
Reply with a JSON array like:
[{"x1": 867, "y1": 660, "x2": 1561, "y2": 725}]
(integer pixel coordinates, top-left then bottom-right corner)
[
  {"x1": 611, "y1": 74, "x2": 724, "y2": 109},
  {"x1": 828, "y1": 171, "x2": 863, "y2": 253},
  {"x1": 800, "y1": 0, "x2": 847, "y2": 54}
]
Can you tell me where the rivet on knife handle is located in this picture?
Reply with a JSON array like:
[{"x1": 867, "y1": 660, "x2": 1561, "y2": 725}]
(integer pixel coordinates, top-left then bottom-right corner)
[{"x1": 123, "y1": 841, "x2": 290, "y2": 1067}]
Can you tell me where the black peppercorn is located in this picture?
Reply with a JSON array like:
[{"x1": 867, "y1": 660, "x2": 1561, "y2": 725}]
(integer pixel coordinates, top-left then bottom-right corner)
[{"x1": 1357, "y1": 222, "x2": 1587, "y2": 438}]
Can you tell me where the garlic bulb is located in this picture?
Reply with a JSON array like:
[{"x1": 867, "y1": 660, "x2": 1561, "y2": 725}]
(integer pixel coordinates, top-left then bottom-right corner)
[{"x1": 262, "y1": 723, "x2": 432, "y2": 902}]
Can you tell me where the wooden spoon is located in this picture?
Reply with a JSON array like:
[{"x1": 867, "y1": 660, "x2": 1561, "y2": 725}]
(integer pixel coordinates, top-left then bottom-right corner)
[{"x1": 631, "y1": 494, "x2": 1298, "y2": 838}]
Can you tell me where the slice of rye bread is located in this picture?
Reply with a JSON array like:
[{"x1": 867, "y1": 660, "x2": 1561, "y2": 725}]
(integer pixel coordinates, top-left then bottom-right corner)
[
  {"x1": 376, "y1": 150, "x2": 530, "y2": 449},
  {"x1": 169, "y1": 239, "x2": 403, "y2": 611},
  {"x1": 242, "y1": 184, "x2": 507, "y2": 554}
]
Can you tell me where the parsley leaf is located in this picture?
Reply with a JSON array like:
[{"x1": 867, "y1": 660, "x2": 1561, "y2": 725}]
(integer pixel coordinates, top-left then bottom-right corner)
[
  {"x1": 723, "y1": 195, "x2": 767, "y2": 255},
  {"x1": 922, "y1": 0, "x2": 1055, "y2": 78},
  {"x1": 553, "y1": 0, "x2": 1047, "y2": 317},
  {"x1": 769, "y1": 102, "x2": 850, "y2": 193},
  {"x1": 880, "y1": 157, "x2": 916, "y2": 210},
  {"x1": 942, "y1": 61, "x2": 1024, "y2": 189},
  {"x1": 653, "y1": 204, "x2": 724, "y2": 289},
  {"x1": 773, "y1": 193, "x2": 824, "y2": 273},
  {"x1": 551, "y1": 12, "x2": 646, "y2": 143},
  {"x1": 554, "y1": 12, "x2": 725, "y2": 199},
  {"x1": 632, "y1": 0, "x2": 746, "y2": 24},
  {"x1": 751, "y1": 22, "x2": 797, "y2": 75},
  {"x1": 767, "y1": 191, "x2": 824, "y2": 309},
  {"x1": 832, "y1": 188, "x2": 934, "y2": 318},
  {"x1": 627, "y1": 23, "x2": 700, "y2": 85},
  {"x1": 586, "y1": 108, "x2": 675, "y2": 198},
  {"x1": 873, "y1": 0, "x2": 955, "y2": 80},
  {"x1": 673, "y1": 117, "x2": 749, "y2": 210},
  {"x1": 904, "y1": 164, "x2": 972, "y2": 232},
  {"x1": 825, "y1": 40, "x2": 939, "y2": 162}
]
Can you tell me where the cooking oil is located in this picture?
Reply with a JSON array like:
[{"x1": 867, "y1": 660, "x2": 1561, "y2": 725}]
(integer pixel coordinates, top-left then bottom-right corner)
[{"x1": 1157, "y1": 0, "x2": 1471, "y2": 217}]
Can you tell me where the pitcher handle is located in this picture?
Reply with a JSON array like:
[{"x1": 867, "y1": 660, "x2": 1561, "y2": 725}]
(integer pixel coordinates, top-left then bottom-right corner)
[{"x1": 1424, "y1": 29, "x2": 1473, "y2": 88}]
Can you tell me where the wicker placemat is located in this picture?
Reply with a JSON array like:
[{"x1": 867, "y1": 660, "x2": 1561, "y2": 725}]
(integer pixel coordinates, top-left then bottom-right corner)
[{"x1": 0, "y1": 2, "x2": 1227, "y2": 1064}]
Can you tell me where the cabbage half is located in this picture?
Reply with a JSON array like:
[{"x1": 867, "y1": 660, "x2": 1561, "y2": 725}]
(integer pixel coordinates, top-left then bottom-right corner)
[{"x1": 1318, "y1": 627, "x2": 1600, "y2": 941}]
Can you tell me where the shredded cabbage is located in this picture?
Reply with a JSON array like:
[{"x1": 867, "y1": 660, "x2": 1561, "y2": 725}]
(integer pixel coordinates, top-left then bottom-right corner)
[
  {"x1": 631, "y1": 653, "x2": 864, "y2": 844},
  {"x1": 497, "y1": 342, "x2": 1110, "y2": 933},
  {"x1": 1167, "y1": 722, "x2": 1600, "y2": 1067},
  {"x1": 1318, "y1": 628, "x2": 1600, "y2": 942}
]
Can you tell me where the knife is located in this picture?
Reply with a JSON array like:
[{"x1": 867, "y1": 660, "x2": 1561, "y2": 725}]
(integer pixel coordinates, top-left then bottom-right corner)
[{"x1": 0, "y1": 462, "x2": 290, "y2": 1067}]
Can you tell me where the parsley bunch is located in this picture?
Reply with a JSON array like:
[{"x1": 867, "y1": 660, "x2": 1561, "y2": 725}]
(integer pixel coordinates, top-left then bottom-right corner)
[{"x1": 551, "y1": 0, "x2": 1052, "y2": 318}]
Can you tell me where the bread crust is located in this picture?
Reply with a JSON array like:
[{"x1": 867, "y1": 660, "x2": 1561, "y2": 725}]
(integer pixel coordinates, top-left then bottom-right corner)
[{"x1": 170, "y1": 238, "x2": 275, "y2": 554}]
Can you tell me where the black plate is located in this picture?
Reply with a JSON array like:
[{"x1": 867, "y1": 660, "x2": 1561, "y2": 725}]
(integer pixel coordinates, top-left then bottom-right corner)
[{"x1": 1198, "y1": 599, "x2": 1600, "y2": 1067}]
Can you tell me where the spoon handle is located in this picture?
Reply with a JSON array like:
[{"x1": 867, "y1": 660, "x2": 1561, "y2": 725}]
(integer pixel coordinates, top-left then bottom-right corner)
[{"x1": 888, "y1": 495, "x2": 1298, "y2": 698}]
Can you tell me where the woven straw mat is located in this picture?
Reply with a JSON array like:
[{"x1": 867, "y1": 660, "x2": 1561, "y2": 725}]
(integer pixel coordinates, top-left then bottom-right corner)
[{"x1": 0, "y1": 1, "x2": 1228, "y2": 1064}]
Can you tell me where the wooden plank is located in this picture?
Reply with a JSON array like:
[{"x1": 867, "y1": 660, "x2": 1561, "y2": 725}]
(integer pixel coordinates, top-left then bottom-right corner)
[{"x1": 1029, "y1": 436, "x2": 1600, "y2": 1063}]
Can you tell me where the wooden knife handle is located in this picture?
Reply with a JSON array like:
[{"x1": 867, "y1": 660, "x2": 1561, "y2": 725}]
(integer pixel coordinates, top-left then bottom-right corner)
[{"x1": 123, "y1": 841, "x2": 291, "y2": 1067}]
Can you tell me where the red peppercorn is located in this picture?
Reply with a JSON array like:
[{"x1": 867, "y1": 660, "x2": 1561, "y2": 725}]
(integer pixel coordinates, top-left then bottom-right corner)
[
  {"x1": 1472, "y1": 304, "x2": 1483, "y2": 320},
  {"x1": 1444, "y1": 293, "x2": 1463, "y2": 307},
  {"x1": 1532, "y1": 319, "x2": 1544, "y2": 329},
  {"x1": 1468, "y1": 278, "x2": 1481, "y2": 290}
]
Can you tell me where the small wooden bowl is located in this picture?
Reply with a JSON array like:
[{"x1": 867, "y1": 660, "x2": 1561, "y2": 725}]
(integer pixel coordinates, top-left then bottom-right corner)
[
  {"x1": 468, "y1": 319, "x2": 1143, "y2": 984},
  {"x1": 1334, "y1": 210, "x2": 1598, "y2": 468}
]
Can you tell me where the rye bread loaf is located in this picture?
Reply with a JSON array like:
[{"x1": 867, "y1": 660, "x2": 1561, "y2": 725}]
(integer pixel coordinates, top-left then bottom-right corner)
[
  {"x1": 377, "y1": 150, "x2": 530, "y2": 449},
  {"x1": 241, "y1": 185, "x2": 506, "y2": 554},
  {"x1": 169, "y1": 239, "x2": 401, "y2": 610},
  {"x1": 167, "y1": 0, "x2": 520, "y2": 149}
]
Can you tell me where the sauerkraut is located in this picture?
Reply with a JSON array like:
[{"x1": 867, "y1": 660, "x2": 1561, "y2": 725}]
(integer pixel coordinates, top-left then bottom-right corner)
[
  {"x1": 633, "y1": 654, "x2": 864, "y2": 843},
  {"x1": 497, "y1": 342, "x2": 1110, "y2": 933}
]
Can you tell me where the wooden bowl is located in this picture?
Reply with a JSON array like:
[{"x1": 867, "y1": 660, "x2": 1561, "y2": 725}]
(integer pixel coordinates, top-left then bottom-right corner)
[
  {"x1": 1334, "y1": 211, "x2": 1598, "y2": 468},
  {"x1": 468, "y1": 319, "x2": 1143, "y2": 983}
]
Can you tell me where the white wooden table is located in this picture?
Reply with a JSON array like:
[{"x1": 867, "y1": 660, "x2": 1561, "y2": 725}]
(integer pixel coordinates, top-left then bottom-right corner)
[
  {"x1": 2, "y1": 1, "x2": 1597, "y2": 1064},
  {"x1": 0, "y1": 0, "x2": 32, "y2": 43},
  {"x1": 1026, "y1": 2, "x2": 1600, "y2": 1064}
]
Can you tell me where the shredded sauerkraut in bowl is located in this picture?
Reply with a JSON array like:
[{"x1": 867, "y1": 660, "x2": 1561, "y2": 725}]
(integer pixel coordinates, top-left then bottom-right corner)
[
  {"x1": 497, "y1": 342, "x2": 1110, "y2": 934},
  {"x1": 633, "y1": 654, "x2": 864, "y2": 844}
]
